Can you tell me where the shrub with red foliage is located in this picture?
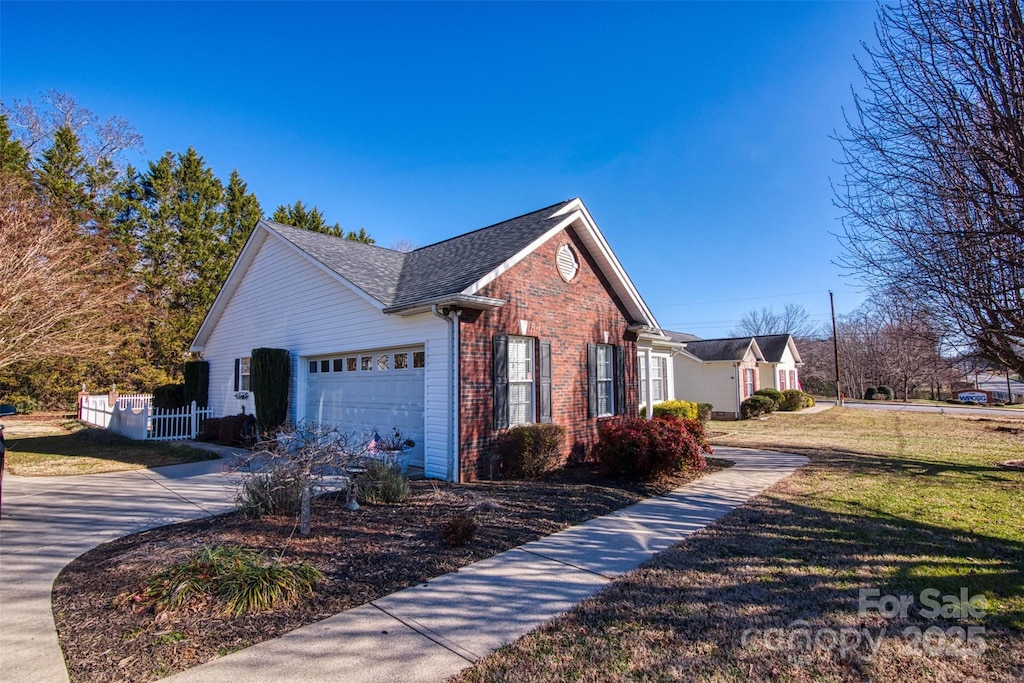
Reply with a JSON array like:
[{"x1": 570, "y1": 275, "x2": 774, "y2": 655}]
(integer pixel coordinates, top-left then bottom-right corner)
[{"x1": 596, "y1": 416, "x2": 711, "y2": 479}]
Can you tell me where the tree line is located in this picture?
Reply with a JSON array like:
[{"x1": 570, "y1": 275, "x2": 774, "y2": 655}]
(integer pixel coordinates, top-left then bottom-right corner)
[{"x1": 0, "y1": 92, "x2": 374, "y2": 410}]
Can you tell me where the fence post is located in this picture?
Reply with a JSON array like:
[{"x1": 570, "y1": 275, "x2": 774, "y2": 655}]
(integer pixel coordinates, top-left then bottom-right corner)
[{"x1": 190, "y1": 401, "x2": 198, "y2": 439}]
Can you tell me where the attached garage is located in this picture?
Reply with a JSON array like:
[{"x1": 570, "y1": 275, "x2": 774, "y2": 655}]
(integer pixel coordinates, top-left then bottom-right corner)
[{"x1": 304, "y1": 346, "x2": 426, "y2": 469}]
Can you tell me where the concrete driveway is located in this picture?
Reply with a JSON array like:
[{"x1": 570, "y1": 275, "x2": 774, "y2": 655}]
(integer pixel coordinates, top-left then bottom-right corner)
[
  {"x1": 0, "y1": 446, "x2": 810, "y2": 683},
  {"x1": 0, "y1": 455, "x2": 240, "y2": 682}
]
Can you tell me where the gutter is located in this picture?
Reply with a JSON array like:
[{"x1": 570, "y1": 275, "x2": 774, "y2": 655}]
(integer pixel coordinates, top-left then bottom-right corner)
[{"x1": 431, "y1": 304, "x2": 461, "y2": 483}]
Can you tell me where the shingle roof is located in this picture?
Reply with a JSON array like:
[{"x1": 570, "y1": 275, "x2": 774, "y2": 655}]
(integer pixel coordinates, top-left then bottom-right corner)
[
  {"x1": 265, "y1": 200, "x2": 574, "y2": 309},
  {"x1": 753, "y1": 334, "x2": 793, "y2": 363},
  {"x1": 681, "y1": 337, "x2": 756, "y2": 362},
  {"x1": 663, "y1": 330, "x2": 702, "y2": 344}
]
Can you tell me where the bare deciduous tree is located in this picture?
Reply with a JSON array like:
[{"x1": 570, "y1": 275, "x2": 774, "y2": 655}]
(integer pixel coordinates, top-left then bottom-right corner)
[
  {"x1": 0, "y1": 172, "x2": 131, "y2": 369},
  {"x1": 835, "y1": 0, "x2": 1024, "y2": 374},
  {"x1": 730, "y1": 303, "x2": 816, "y2": 339}
]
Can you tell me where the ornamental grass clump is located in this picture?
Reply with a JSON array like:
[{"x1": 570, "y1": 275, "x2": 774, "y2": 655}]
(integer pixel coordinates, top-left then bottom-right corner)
[
  {"x1": 596, "y1": 416, "x2": 710, "y2": 479},
  {"x1": 130, "y1": 545, "x2": 322, "y2": 617},
  {"x1": 356, "y1": 459, "x2": 410, "y2": 504}
]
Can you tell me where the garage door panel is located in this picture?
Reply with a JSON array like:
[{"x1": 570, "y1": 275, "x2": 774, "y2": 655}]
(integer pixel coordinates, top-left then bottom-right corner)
[{"x1": 304, "y1": 348, "x2": 425, "y2": 468}]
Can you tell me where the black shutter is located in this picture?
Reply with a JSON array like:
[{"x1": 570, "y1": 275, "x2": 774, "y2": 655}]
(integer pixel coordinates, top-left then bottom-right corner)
[
  {"x1": 234, "y1": 358, "x2": 240, "y2": 392},
  {"x1": 615, "y1": 345, "x2": 626, "y2": 415},
  {"x1": 493, "y1": 335, "x2": 509, "y2": 430},
  {"x1": 587, "y1": 343, "x2": 598, "y2": 418},
  {"x1": 539, "y1": 340, "x2": 552, "y2": 423}
]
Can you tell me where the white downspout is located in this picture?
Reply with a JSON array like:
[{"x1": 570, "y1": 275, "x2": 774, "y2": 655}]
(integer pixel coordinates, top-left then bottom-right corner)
[{"x1": 431, "y1": 305, "x2": 460, "y2": 482}]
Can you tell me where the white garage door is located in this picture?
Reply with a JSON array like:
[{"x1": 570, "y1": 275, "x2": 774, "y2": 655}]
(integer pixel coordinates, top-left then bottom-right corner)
[{"x1": 304, "y1": 347, "x2": 425, "y2": 468}]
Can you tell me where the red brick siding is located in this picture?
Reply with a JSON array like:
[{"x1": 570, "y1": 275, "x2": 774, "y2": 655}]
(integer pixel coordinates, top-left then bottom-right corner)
[{"x1": 458, "y1": 227, "x2": 638, "y2": 481}]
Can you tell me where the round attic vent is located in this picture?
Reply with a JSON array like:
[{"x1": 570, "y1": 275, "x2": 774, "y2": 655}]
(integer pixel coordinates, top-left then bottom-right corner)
[{"x1": 556, "y1": 244, "x2": 579, "y2": 282}]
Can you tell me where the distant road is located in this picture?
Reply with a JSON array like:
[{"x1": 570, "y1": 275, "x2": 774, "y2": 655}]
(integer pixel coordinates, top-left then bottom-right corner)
[{"x1": 840, "y1": 400, "x2": 1024, "y2": 418}]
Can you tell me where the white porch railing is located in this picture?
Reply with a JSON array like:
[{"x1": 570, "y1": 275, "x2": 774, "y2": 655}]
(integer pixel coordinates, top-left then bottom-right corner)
[{"x1": 78, "y1": 391, "x2": 214, "y2": 441}]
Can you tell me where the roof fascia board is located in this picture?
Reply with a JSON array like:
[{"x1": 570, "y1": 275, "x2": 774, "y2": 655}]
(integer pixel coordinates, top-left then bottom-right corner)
[
  {"x1": 559, "y1": 199, "x2": 661, "y2": 330},
  {"x1": 191, "y1": 226, "x2": 270, "y2": 352},
  {"x1": 460, "y1": 199, "x2": 660, "y2": 329},
  {"x1": 383, "y1": 294, "x2": 507, "y2": 316},
  {"x1": 787, "y1": 336, "x2": 804, "y2": 364}
]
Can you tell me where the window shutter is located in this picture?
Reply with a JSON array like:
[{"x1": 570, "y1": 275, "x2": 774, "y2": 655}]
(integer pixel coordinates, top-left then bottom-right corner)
[
  {"x1": 234, "y1": 358, "x2": 240, "y2": 392},
  {"x1": 587, "y1": 343, "x2": 598, "y2": 418},
  {"x1": 539, "y1": 340, "x2": 552, "y2": 423},
  {"x1": 493, "y1": 335, "x2": 509, "y2": 430},
  {"x1": 615, "y1": 345, "x2": 626, "y2": 415}
]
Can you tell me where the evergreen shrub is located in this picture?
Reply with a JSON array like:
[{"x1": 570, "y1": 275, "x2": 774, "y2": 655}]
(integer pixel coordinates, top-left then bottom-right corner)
[
  {"x1": 652, "y1": 399, "x2": 699, "y2": 420},
  {"x1": 741, "y1": 395, "x2": 775, "y2": 419},
  {"x1": 494, "y1": 423, "x2": 566, "y2": 479},
  {"x1": 754, "y1": 388, "x2": 783, "y2": 409},
  {"x1": 864, "y1": 387, "x2": 877, "y2": 400},
  {"x1": 251, "y1": 348, "x2": 290, "y2": 433},
  {"x1": 152, "y1": 383, "x2": 186, "y2": 409},
  {"x1": 876, "y1": 385, "x2": 895, "y2": 400},
  {"x1": 696, "y1": 402, "x2": 713, "y2": 423},
  {"x1": 779, "y1": 389, "x2": 814, "y2": 411},
  {"x1": 184, "y1": 360, "x2": 209, "y2": 407}
]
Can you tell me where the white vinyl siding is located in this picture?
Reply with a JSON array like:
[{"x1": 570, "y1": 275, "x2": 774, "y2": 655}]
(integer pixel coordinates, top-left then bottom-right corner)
[
  {"x1": 596, "y1": 344, "x2": 614, "y2": 416},
  {"x1": 508, "y1": 336, "x2": 535, "y2": 425},
  {"x1": 200, "y1": 233, "x2": 452, "y2": 479}
]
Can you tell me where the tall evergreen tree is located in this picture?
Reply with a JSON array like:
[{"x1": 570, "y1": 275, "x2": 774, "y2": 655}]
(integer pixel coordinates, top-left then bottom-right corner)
[
  {"x1": 0, "y1": 115, "x2": 30, "y2": 176},
  {"x1": 272, "y1": 199, "x2": 343, "y2": 236},
  {"x1": 272, "y1": 199, "x2": 374, "y2": 243},
  {"x1": 35, "y1": 125, "x2": 92, "y2": 222},
  {"x1": 222, "y1": 169, "x2": 263, "y2": 254},
  {"x1": 136, "y1": 148, "x2": 227, "y2": 372}
]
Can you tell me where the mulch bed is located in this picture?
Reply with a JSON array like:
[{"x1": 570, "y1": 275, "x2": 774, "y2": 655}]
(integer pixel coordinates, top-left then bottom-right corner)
[{"x1": 53, "y1": 464, "x2": 719, "y2": 682}]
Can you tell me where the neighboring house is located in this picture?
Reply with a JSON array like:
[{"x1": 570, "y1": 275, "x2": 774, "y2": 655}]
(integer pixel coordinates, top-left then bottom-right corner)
[
  {"x1": 667, "y1": 335, "x2": 766, "y2": 419},
  {"x1": 191, "y1": 198, "x2": 662, "y2": 482},
  {"x1": 754, "y1": 334, "x2": 803, "y2": 393}
]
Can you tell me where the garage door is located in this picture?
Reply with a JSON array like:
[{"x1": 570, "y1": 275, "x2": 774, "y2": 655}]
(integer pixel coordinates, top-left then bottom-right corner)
[{"x1": 304, "y1": 346, "x2": 425, "y2": 468}]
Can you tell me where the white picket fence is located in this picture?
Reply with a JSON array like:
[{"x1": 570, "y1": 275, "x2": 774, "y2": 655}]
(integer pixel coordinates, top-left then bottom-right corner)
[{"x1": 78, "y1": 392, "x2": 214, "y2": 442}]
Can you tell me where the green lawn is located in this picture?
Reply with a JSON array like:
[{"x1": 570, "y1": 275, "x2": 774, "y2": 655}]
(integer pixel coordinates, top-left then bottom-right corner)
[
  {"x1": 454, "y1": 408, "x2": 1024, "y2": 682},
  {"x1": 3, "y1": 417, "x2": 218, "y2": 476}
]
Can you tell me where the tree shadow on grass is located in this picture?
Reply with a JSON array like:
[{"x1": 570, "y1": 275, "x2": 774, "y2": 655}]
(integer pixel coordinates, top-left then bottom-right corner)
[{"x1": 8, "y1": 428, "x2": 216, "y2": 470}]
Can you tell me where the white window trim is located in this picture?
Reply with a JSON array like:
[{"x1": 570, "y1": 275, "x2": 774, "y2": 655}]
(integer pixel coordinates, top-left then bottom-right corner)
[
  {"x1": 239, "y1": 356, "x2": 251, "y2": 390},
  {"x1": 596, "y1": 343, "x2": 614, "y2": 417},
  {"x1": 508, "y1": 336, "x2": 536, "y2": 426}
]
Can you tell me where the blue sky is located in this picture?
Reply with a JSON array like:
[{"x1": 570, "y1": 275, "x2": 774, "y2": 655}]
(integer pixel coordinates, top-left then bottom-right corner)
[{"x1": 1, "y1": 1, "x2": 879, "y2": 338}]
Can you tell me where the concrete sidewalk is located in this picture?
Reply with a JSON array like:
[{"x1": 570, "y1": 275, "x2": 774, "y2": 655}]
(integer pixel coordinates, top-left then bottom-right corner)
[
  {"x1": 0, "y1": 446, "x2": 807, "y2": 683},
  {"x1": 165, "y1": 447, "x2": 808, "y2": 683}
]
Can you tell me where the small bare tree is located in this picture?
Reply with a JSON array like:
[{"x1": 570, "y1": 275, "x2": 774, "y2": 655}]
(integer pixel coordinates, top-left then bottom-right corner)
[
  {"x1": 730, "y1": 303, "x2": 816, "y2": 339},
  {"x1": 230, "y1": 422, "x2": 371, "y2": 535}
]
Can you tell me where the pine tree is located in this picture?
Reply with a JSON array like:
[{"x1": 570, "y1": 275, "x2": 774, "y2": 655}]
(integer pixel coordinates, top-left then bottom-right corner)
[
  {"x1": 222, "y1": 169, "x2": 263, "y2": 254},
  {"x1": 345, "y1": 227, "x2": 375, "y2": 245},
  {"x1": 35, "y1": 125, "x2": 92, "y2": 222},
  {"x1": 0, "y1": 115, "x2": 30, "y2": 177},
  {"x1": 272, "y1": 199, "x2": 344, "y2": 237}
]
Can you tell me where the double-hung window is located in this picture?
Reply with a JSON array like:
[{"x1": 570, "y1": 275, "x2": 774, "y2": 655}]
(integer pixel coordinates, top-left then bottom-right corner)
[
  {"x1": 744, "y1": 368, "x2": 756, "y2": 398},
  {"x1": 234, "y1": 357, "x2": 251, "y2": 391},
  {"x1": 508, "y1": 336, "x2": 535, "y2": 426},
  {"x1": 595, "y1": 344, "x2": 614, "y2": 416},
  {"x1": 651, "y1": 356, "x2": 667, "y2": 403},
  {"x1": 589, "y1": 342, "x2": 625, "y2": 418},
  {"x1": 639, "y1": 358, "x2": 647, "y2": 407}
]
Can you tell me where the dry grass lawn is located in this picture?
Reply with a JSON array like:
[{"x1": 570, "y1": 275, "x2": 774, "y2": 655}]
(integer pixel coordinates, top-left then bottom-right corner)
[
  {"x1": 3, "y1": 416, "x2": 217, "y2": 476},
  {"x1": 454, "y1": 408, "x2": 1023, "y2": 682}
]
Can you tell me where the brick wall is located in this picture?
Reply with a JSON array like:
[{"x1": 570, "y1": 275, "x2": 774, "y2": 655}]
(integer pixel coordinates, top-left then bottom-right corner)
[{"x1": 458, "y1": 226, "x2": 638, "y2": 481}]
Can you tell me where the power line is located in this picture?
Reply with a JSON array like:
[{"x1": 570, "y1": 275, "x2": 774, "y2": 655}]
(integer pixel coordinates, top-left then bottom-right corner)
[{"x1": 653, "y1": 289, "x2": 831, "y2": 308}]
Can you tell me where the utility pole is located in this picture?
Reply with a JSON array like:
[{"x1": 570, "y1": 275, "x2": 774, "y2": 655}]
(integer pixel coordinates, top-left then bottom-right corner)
[{"x1": 830, "y1": 291, "x2": 843, "y2": 406}]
